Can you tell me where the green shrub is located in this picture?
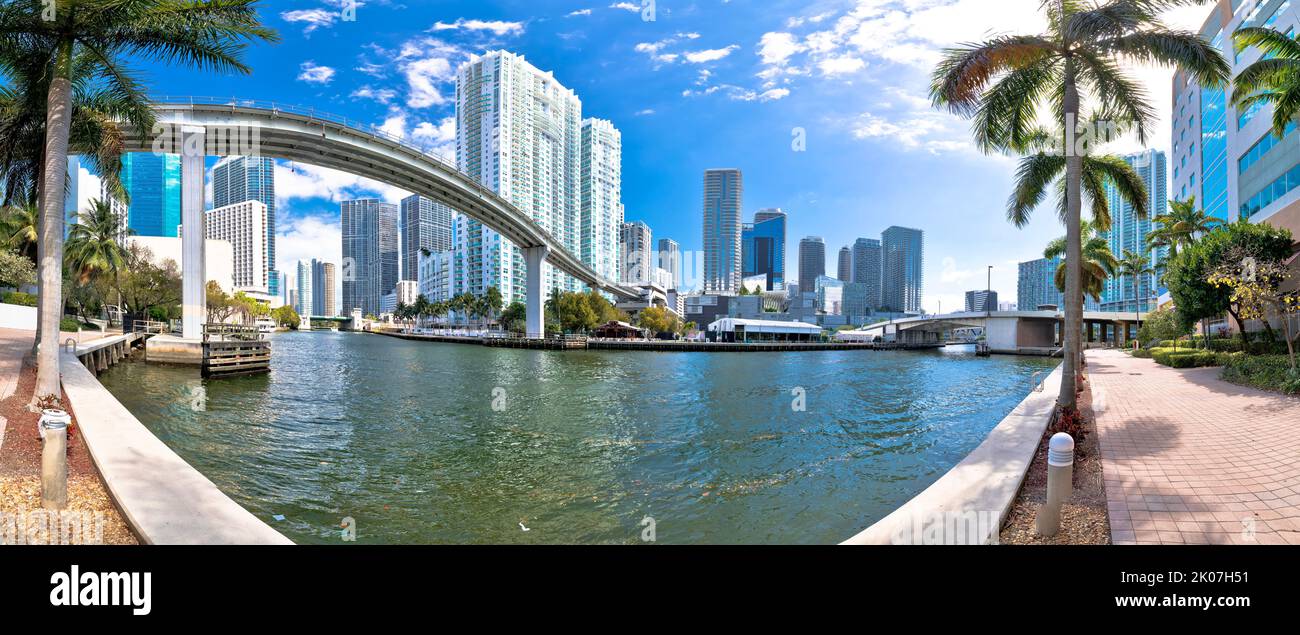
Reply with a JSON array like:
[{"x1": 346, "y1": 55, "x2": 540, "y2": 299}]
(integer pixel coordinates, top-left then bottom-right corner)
[
  {"x1": 1131, "y1": 348, "x2": 1153, "y2": 359},
  {"x1": 58, "y1": 317, "x2": 82, "y2": 332},
  {"x1": 1215, "y1": 351, "x2": 1246, "y2": 367},
  {"x1": 2, "y1": 291, "x2": 36, "y2": 306},
  {"x1": 1221, "y1": 355, "x2": 1300, "y2": 395},
  {"x1": 1151, "y1": 348, "x2": 1219, "y2": 368}
]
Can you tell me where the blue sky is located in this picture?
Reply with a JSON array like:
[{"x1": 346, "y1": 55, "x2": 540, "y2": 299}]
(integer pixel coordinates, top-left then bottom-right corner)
[{"x1": 129, "y1": 0, "x2": 1209, "y2": 312}]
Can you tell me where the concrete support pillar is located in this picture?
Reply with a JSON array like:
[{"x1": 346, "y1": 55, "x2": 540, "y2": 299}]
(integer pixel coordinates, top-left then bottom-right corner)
[
  {"x1": 180, "y1": 125, "x2": 207, "y2": 340},
  {"x1": 525, "y1": 245, "x2": 549, "y2": 338}
]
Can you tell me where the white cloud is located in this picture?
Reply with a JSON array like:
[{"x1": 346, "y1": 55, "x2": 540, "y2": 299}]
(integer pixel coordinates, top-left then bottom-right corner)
[
  {"x1": 683, "y1": 45, "x2": 739, "y2": 64},
  {"x1": 432, "y1": 19, "x2": 526, "y2": 36},
  {"x1": 757, "y1": 32, "x2": 806, "y2": 66},
  {"x1": 274, "y1": 162, "x2": 410, "y2": 209},
  {"x1": 411, "y1": 116, "x2": 457, "y2": 161},
  {"x1": 818, "y1": 55, "x2": 866, "y2": 76},
  {"x1": 568, "y1": 9, "x2": 593, "y2": 17},
  {"x1": 276, "y1": 215, "x2": 343, "y2": 279},
  {"x1": 352, "y1": 86, "x2": 398, "y2": 104},
  {"x1": 634, "y1": 108, "x2": 656, "y2": 116},
  {"x1": 609, "y1": 2, "x2": 639, "y2": 12},
  {"x1": 297, "y1": 61, "x2": 336, "y2": 84},
  {"x1": 280, "y1": 9, "x2": 337, "y2": 35},
  {"x1": 939, "y1": 257, "x2": 974, "y2": 284}
]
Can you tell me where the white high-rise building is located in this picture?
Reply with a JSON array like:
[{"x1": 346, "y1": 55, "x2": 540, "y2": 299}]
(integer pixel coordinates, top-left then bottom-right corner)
[
  {"x1": 205, "y1": 200, "x2": 268, "y2": 294},
  {"x1": 296, "y1": 260, "x2": 314, "y2": 317},
  {"x1": 418, "y1": 250, "x2": 456, "y2": 304},
  {"x1": 454, "y1": 51, "x2": 593, "y2": 304},
  {"x1": 581, "y1": 118, "x2": 623, "y2": 285},
  {"x1": 620, "y1": 220, "x2": 653, "y2": 285}
]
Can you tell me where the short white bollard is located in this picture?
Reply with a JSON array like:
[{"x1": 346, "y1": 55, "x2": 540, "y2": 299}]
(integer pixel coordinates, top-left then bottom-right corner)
[
  {"x1": 40, "y1": 409, "x2": 71, "y2": 511},
  {"x1": 1034, "y1": 432, "x2": 1075, "y2": 537}
]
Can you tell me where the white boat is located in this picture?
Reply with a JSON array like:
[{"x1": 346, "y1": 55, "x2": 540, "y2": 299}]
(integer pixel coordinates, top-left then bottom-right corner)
[{"x1": 255, "y1": 319, "x2": 277, "y2": 334}]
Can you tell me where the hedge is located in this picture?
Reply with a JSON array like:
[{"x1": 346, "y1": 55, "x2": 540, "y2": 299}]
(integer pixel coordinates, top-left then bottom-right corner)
[
  {"x1": 2, "y1": 291, "x2": 36, "y2": 306},
  {"x1": 1221, "y1": 355, "x2": 1300, "y2": 395},
  {"x1": 1150, "y1": 348, "x2": 1220, "y2": 369}
]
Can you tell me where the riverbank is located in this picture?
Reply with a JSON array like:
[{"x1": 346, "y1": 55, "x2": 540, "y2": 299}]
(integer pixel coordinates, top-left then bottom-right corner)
[{"x1": 375, "y1": 329, "x2": 943, "y2": 353}]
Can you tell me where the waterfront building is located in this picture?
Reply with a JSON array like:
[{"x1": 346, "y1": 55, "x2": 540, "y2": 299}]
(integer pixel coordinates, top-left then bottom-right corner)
[
  {"x1": 312, "y1": 260, "x2": 337, "y2": 317},
  {"x1": 703, "y1": 168, "x2": 743, "y2": 293},
  {"x1": 400, "y1": 194, "x2": 454, "y2": 283},
  {"x1": 1018, "y1": 257, "x2": 1064, "y2": 310},
  {"x1": 798, "y1": 236, "x2": 826, "y2": 296},
  {"x1": 965, "y1": 290, "x2": 999, "y2": 313},
  {"x1": 881, "y1": 226, "x2": 924, "y2": 313},
  {"x1": 122, "y1": 152, "x2": 182, "y2": 237},
  {"x1": 212, "y1": 156, "x2": 278, "y2": 296},
  {"x1": 1174, "y1": 1, "x2": 1300, "y2": 239},
  {"x1": 380, "y1": 280, "x2": 419, "y2": 315},
  {"x1": 296, "y1": 260, "x2": 314, "y2": 316},
  {"x1": 838, "y1": 246, "x2": 852, "y2": 281},
  {"x1": 204, "y1": 200, "x2": 269, "y2": 294},
  {"x1": 842, "y1": 283, "x2": 874, "y2": 323},
  {"x1": 741, "y1": 208, "x2": 787, "y2": 291},
  {"x1": 620, "y1": 220, "x2": 653, "y2": 285},
  {"x1": 418, "y1": 250, "x2": 456, "y2": 304},
  {"x1": 455, "y1": 51, "x2": 589, "y2": 304},
  {"x1": 1102, "y1": 149, "x2": 1167, "y2": 313},
  {"x1": 999, "y1": 301, "x2": 1018, "y2": 312},
  {"x1": 658, "y1": 238, "x2": 681, "y2": 290},
  {"x1": 341, "y1": 199, "x2": 399, "y2": 317},
  {"x1": 706, "y1": 317, "x2": 822, "y2": 343},
  {"x1": 851, "y1": 238, "x2": 882, "y2": 310},
  {"x1": 581, "y1": 118, "x2": 624, "y2": 285}
]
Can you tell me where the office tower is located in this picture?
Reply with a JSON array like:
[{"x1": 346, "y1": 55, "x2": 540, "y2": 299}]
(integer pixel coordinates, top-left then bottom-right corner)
[
  {"x1": 798, "y1": 236, "x2": 826, "y2": 295},
  {"x1": 296, "y1": 260, "x2": 314, "y2": 316},
  {"x1": 742, "y1": 208, "x2": 786, "y2": 291},
  {"x1": 837, "y1": 246, "x2": 852, "y2": 281},
  {"x1": 965, "y1": 290, "x2": 999, "y2": 312},
  {"x1": 658, "y1": 238, "x2": 681, "y2": 289},
  {"x1": 311, "y1": 260, "x2": 336, "y2": 317},
  {"x1": 213, "y1": 156, "x2": 278, "y2": 295},
  {"x1": 1174, "y1": 1, "x2": 1300, "y2": 231},
  {"x1": 455, "y1": 51, "x2": 586, "y2": 303},
  {"x1": 1102, "y1": 149, "x2": 1168, "y2": 313},
  {"x1": 204, "y1": 200, "x2": 268, "y2": 293},
  {"x1": 1018, "y1": 257, "x2": 1065, "y2": 311},
  {"x1": 881, "y1": 226, "x2": 924, "y2": 313},
  {"x1": 620, "y1": 221, "x2": 653, "y2": 285},
  {"x1": 341, "y1": 199, "x2": 399, "y2": 317},
  {"x1": 581, "y1": 118, "x2": 624, "y2": 284},
  {"x1": 400, "y1": 194, "x2": 454, "y2": 283},
  {"x1": 851, "y1": 238, "x2": 882, "y2": 310},
  {"x1": 703, "y1": 168, "x2": 743, "y2": 293},
  {"x1": 122, "y1": 152, "x2": 182, "y2": 237},
  {"x1": 815, "y1": 276, "x2": 844, "y2": 314},
  {"x1": 842, "y1": 283, "x2": 873, "y2": 322}
]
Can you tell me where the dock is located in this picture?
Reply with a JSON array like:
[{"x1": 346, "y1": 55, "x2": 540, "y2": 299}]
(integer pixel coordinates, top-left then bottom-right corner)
[{"x1": 202, "y1": 324, "x2": 271, "y2": 378}]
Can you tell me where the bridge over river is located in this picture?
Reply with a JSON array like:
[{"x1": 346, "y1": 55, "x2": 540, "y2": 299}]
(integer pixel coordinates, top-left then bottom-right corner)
[{"x1": 848, "y1": 310, "x2": 1147, "y2": 356}]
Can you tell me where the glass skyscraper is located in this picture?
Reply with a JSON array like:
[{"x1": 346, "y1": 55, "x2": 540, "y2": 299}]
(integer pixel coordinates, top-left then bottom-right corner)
[
  {"x1": 122, "y1": 152, "x2": 182, "y2": 238},
  {"x1": 1101, "y1": 149, "x2": 1168, "y2": 313},
  {"x1": 1018, "y1": 257, "x2": 1064, "y2": 311},
  {"x1": 213, "y1": 156, "x2": 278, "y2": 295},
  {"x1": 703, "y1": 169, "x2": 743, "y2": 293},
  {"x1": 741, "y1": 208, "x2": 786, "y2": 291},
  {"x1": 881, "y1": 226, "x2": 924, "y2": 313},
  {"x1": 399, "y1": 195, "x2": 453, "y2": 282},
  {"x1": 341, "y1": 199, "x2": 399, "y2": 318},
  {"x1": 851, "y1": 238, "x2": 882, "y2": 311},
  {"x1": 797, "y1": 236, "x2": 825, "y2": 296}
]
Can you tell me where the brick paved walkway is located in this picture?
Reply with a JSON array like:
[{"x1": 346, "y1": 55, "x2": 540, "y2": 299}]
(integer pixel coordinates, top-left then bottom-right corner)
[
  {"x1": 1089, "y1": 349, "x2": 1300, "y2": 545},
  {"x1": 0, "y1": 328, "x2": 32, "y2": 452}
]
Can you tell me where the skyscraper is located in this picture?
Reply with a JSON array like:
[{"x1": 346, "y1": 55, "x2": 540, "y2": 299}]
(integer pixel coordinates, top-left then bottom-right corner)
[
  {"x1": 122, "y1": 152, "x2": 182, "y2": 237},
  {"x1": 400, "y1": 195, "x2": 454, "y2": 282},
  {"x1": 204, "y1": 200, "x2": 268, "y2": 293},
  {"x1": 296, "y1": 260, "x2": 314, "y2": 317},
  {"x1": 455, "y1": 51, "x2": 587, "y2": 303},
  {"x1": 212, "y1": 156, "x2": 278, "y2": 295},
  {"x1": 965, "y1": 290, "x2": 999, "y2": 313},
  {"x1": 851, "y1": 238, "x2": 882, "y2": 311},
  {"x1": 798, "y1": 236, "x2": 825, "y2": 296},
  {"x1": 1102, "y1": 149, "x2": 1167, "y2": 313},
  {"x1": 742, "y1": 208, "x2": 786, "y2": 291},
  {"x1": 312, "y1": 260, "x2": 337, "y2": 317},
  {"x1": 837, "y1": 246, "x2": 852, "y2": 281},
  {"x1": 1018, "y1": 257, "x2": 1064, "y2": 311},
  {"x1": 658, "y1": 238, "x2": 681, "y2": 290},
  {"x1": 881, "y1": 226, "x2": 924, "y2": 313},
  {"x1": 619, "y1": 221, "x2": 653, "y2": 285},
  {"x1": 341, "y1": 199, "x2": 399, "y2": 317},
  {"x1": 581, "y1": 118, "x2": 624, "y2": 285},
  {"x1": 703, "y1": 168, "x2": 743, "y2": 293}
]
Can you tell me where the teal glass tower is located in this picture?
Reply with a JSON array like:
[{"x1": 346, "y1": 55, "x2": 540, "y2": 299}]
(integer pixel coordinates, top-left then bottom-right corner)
[{"x1": 122, "y1": 153, "x2": 182, "y2": 238}]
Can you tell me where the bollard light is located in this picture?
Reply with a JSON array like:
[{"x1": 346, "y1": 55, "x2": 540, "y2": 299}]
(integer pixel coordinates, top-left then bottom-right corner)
[
  {"x1": 40, "y1": 409, "x2": 71, "y2": 511},
  {"x1": 1035, "y1": 432, "x2": 1075, "y2": 537}
]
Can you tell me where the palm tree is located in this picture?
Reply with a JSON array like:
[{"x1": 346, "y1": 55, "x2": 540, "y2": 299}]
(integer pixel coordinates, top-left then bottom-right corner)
[
  {"x1": 65, "y1": 198, "x2": 130, "y2": 284},
  {"x1": 0, "y1": 203, "x2": 37, "y2": 260},
  {"x1": 1147, "y1": 196, "x2": 1217, "y2": 260},
  {"x1": 931, "y1": 0, "x2": 1229, "y2": 409},
  {"x1": 0, "y1": 0, "x2": 277, "y2": 399},
  {"x1": 1116, "y1": 248, "x2": 1156, "y2": 328},
  {"x1": 484, "y1": 286, "x2": 504, "y2": 331},
  {"x1": 1045, "y1": 221, "x2": 1120, "y2": 304},
  {"x1": 1232, "y1": 26, "x2": 1300, "y2": 138}
]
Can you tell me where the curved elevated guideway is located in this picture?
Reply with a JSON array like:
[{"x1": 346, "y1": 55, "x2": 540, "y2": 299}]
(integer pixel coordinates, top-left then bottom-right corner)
[{"x1": 121, "y1": 97, "x2": 641, "y2": 338}]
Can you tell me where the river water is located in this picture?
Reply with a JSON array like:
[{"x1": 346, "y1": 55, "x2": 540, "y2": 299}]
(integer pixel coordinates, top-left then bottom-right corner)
[{"x1": 97, "y1": 331, "x2": 1057, "y2": 544}]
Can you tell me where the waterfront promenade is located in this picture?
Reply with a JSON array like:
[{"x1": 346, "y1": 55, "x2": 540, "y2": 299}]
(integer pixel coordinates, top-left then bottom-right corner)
[{"x1": 1089, "y1": 349, "x2": 1300, "y2": 545}]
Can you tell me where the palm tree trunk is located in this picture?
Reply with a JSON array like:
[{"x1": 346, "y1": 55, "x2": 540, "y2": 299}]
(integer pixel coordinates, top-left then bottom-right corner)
[
  {"x1": 35, "y1": 40, "x2": 75, "y2": 400},
  {"x1": 1059, "y1": 62, "x2": 1082, "y2": 409}
]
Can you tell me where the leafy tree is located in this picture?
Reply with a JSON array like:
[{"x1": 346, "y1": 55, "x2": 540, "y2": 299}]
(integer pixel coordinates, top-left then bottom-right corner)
[
  {"x1": 637, "y1": 306, "x2": 682, "y2": 335},
  {"x1": 500, "y1": 302, "x2": 527, "y2": 333},
  {"x1": 1165, "y1": 219, "x2": 1294, "y2": 345},
  {"x1": 272, "y1": 305, "x2": 300, "y2": 330},
  {"x1": 0, "y1": 248, "x2": 35, "y2": 289},
  {"x1": 1137, "y1": 305, "x2": 1192, "y2": 350},
  {"x1": 1207, "y1": 250, "x2": 1299, "y2": 369},
  {"x1": 1232, "y1": 26, "x2": 1300, "y2": 138},
  {"x1": 484, "y1": 286, "x2": 504, "y2": 328},
  {"x1": 930, "y1": 0, "x2": 1230, "y2": 409}
]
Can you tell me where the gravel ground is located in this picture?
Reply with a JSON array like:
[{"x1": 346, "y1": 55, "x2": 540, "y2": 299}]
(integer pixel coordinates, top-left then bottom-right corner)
[
  {"x1": 999, "y1": 366, "x2": 1111, "y2": 545},
  {"x1": 0, "y1": 357, "x2": 138, "y2": 545}
]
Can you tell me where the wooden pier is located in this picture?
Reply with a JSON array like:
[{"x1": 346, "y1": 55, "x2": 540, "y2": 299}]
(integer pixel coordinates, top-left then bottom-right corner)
[
  {"x1": 202, "y1": 324, "x2": 271, "y2": 378},
  {"x1": 71, "y1": 332, "x2": 151, "y2": 376}
]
